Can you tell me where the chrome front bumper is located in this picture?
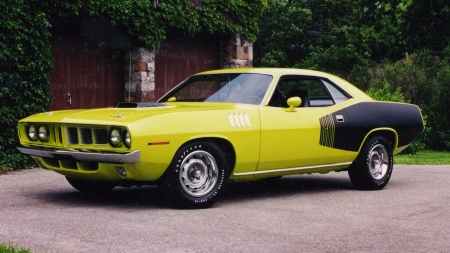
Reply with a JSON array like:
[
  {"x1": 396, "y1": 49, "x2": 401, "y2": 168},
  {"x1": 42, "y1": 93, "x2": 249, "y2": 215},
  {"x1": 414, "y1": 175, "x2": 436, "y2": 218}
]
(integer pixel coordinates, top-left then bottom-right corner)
[{"x1": 17, "y1": 146, "x2": 140, "y2": 163}]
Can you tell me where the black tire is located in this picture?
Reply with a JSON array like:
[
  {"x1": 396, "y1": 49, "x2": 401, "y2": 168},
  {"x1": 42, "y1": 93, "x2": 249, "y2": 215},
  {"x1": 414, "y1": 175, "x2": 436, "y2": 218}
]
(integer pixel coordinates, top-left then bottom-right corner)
[
  {"x1": 159, "y1": 141, "x2": 229, "y2": 209},
  {"x1": 65, "y1": 177, "x2": 116, "y2": 194},
  {"x1": 348, "y1": 136, "x2": 393, "y2": 190}
]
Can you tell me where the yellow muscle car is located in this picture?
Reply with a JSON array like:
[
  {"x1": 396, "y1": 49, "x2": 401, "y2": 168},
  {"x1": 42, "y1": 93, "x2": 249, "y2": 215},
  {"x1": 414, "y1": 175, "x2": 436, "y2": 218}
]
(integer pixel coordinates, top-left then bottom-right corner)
[{"x1": 17, "y1": 68, "x2": 425, "y2": 208}]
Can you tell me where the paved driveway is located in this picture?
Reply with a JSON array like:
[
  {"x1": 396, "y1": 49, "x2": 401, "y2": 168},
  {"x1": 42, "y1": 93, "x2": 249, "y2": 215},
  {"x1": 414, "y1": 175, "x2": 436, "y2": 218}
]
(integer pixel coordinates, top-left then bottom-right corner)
[{"x1": 1, "y1": 165, "x2": 449, "y2": 253}]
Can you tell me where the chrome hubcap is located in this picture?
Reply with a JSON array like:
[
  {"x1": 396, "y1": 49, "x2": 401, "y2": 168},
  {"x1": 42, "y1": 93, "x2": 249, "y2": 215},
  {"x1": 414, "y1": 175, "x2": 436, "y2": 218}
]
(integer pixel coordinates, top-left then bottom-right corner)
[
  {"x1": 179, "y1": 150, "x2": 218, "y2": 197},
  {"x1": 368, "y1": 144, "x2": 389, "y2": 180}
]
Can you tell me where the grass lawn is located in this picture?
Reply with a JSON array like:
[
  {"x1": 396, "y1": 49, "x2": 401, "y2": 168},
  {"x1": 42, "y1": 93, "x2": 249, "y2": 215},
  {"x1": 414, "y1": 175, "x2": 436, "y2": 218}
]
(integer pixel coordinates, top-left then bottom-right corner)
[
  {"x1": 0, "y1": 244, "x2": 30, "y2": 253},
  {"x1": 395, "y1": 150, "x2": 450, "y2": 165}
]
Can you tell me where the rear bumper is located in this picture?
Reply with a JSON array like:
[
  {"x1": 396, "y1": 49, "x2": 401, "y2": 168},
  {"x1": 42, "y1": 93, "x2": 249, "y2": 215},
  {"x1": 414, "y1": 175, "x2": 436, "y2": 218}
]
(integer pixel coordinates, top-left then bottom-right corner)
[{"x1": 17, "y1": 146, "x2": 140, "y2": 164}]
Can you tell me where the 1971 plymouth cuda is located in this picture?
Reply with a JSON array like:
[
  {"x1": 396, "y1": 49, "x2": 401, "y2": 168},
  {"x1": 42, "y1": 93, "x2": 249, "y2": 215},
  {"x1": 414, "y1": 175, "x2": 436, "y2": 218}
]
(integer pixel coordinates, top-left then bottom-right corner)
[{"x1": 17, "y1": 68, "x2": 425, "y2": 208}]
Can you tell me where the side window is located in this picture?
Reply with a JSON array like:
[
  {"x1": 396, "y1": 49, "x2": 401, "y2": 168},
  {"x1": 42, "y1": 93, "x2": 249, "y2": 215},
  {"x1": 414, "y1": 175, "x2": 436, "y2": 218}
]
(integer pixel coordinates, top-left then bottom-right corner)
[
  {"x1": 268, "y1": 77, "x2": 335, "y2": 107},
  {"x1": 322, "y1": 79, "x2": 350, "y2": 104}
]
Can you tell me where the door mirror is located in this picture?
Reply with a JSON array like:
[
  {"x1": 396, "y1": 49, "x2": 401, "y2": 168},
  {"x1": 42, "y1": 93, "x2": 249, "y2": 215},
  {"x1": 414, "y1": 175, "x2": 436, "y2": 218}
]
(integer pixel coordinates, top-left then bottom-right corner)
[{"x1": 286, "y1": 97, "x2": 301, "y2": 112}]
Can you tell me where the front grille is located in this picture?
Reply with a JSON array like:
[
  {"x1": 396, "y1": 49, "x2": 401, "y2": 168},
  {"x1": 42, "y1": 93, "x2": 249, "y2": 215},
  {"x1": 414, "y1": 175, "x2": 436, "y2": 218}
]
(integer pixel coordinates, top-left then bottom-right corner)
[
  {"x1": 20, "y1": 122, "x2": 128, "y2": 150},
  {"x1": 67, "y1": 127, "x2": 79, "y2": 144},
  {"x1": 93, "y1": 129, "x2": 108, "y2": 144},
  {"x1": 80, "y1": 128, "x2": 93, "y2": 144},
  {"x1": 65, "y1": 126, "x2": 111, "y2": 145},
  {"x1": 41, "y1": 157, "x2": 99, "y2": 171},
  {"x1": 58, "y1": 126, "x2": 63, "y2": 144}
]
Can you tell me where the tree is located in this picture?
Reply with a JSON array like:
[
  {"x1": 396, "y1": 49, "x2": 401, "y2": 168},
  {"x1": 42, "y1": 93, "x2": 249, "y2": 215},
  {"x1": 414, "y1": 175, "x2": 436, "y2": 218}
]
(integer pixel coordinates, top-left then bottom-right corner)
[
  {"x1": 254, "y1": 0, "x2": 312, "y2": 67},
  {"x1": 403, "y1": 0, "x2": 450, "y2": 53},
  {"x1": 254, "y1": 0, "x2": 408, "y2": 74}
]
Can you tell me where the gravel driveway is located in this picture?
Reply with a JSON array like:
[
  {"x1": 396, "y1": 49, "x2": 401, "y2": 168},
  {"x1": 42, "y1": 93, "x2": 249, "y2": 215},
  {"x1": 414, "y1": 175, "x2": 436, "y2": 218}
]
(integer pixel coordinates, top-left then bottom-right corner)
[{"x1": 1, "y1": 165, "x2": 450, "y2": 253}]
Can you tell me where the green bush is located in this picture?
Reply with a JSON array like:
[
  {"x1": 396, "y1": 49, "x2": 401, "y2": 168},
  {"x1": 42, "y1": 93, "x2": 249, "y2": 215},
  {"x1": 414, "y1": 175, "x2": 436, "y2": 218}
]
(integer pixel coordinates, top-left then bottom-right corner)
[
  {"x1": 413, "y1": 50, "x2": 450, "y2": 150},
  {"x1": 0, "y1": 0, "x2": 53, "y2": 169},
  {"x1": 366, "y1": 82, "x2": 408, "y2": 103}
]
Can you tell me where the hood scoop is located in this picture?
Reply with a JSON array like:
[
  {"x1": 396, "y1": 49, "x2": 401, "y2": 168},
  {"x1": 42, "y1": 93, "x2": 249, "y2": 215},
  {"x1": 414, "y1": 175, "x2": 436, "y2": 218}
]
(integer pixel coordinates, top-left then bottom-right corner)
[{"x1": 114, "y1": 102, "x2": 168, "y2": 108}]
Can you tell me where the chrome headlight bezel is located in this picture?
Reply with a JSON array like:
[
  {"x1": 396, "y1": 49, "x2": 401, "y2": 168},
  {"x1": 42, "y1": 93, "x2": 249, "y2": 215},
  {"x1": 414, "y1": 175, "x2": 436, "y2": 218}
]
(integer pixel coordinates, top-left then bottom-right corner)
[
  {"x1": 123, "y1": 129, "x2": 131, "y2": 148},
  {"x1": 26, "y1": 125, "x2": 38, "y2": 141},
  {"x1": 37, "y1": 125, "x2": 49, "y2": 142},
  {"x1": 109, "y1": 128, "x2": 122, "y2": 147}
]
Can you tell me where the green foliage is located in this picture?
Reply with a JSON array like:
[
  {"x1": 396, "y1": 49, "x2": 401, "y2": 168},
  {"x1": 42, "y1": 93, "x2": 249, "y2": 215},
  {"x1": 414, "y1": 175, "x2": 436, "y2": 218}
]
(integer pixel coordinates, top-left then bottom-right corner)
[
  {"x1": 0, "y1": 0, "x2": 53, "y2": 169},
  {"x1": 254, "y1": 0, "x2": 407, "y2": 73},
  {"x1": 44, "y1": 0, "x2": 266, "y2": 49},
  {"x1": 414, "y1": 49, "x2": 450, "y2": 151},
  {"x1": 254, "y1": 0, "x2": 312, "y2": 67},
  {"x1": 402, "y1": 0, "x2": 450, "y2": 54},
  {"x1": 0, "y1": 243, "x2": 31, "y2": 253},
  {"x1": 195, "y1": 0, "x2": 267, "y2": 42},
  {"x1": 374, "y1": 58, "x2": 428, "y2": 105},
  {"x1": 366, "y1": 83, "x2": 408, "y2": 103}
]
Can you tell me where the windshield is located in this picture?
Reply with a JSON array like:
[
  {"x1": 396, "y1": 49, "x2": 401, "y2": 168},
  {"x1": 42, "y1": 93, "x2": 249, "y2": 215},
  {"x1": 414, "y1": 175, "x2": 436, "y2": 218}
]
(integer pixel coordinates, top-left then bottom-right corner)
[{"x1": 158, "y1": 73, "x2": 273, "y2": 105}]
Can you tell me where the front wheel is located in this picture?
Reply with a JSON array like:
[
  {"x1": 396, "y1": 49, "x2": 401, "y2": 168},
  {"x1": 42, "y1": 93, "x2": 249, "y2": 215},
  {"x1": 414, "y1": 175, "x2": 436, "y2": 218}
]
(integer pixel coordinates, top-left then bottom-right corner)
[
  {"x1": 159, "y1": 141, "x2": 229, "y2": 209},
  {"x1": 348, "y1": 136, "x2": 393, "y2": 190}
]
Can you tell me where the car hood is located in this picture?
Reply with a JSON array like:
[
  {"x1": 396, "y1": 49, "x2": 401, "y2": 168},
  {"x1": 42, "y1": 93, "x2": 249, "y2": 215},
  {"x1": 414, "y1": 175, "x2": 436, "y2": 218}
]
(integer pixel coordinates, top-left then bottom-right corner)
[{"x1": 21, "y1": 102, "x2": 255, "y2": 125}]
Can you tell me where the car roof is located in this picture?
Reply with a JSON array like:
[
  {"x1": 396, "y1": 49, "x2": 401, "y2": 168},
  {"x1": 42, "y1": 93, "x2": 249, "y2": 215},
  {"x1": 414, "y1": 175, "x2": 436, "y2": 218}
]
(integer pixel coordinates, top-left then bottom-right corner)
[
  {"x1": 196, "y1": 68, "x2": 333, "y2": 77},
  {"x1": 194, "y1": 68, "x2": 373, "y2": 101}
]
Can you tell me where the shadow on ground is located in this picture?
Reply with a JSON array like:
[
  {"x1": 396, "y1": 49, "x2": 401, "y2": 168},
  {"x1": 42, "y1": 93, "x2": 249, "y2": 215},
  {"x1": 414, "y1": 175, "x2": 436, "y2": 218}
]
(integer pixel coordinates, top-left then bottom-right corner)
[{"x1": 31, "y1": 173, "x2": 354, "y2": 209}]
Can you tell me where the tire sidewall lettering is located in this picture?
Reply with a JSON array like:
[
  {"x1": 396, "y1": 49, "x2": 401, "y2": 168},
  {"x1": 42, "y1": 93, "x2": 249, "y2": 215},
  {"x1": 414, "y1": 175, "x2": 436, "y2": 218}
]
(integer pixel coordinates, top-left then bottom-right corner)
[
  {"x1": 349, "y1": 136, "x2": 394, "y2": 190},
  {"x1": 169, "y1": 142, "x2": 228, "y2": 208}
]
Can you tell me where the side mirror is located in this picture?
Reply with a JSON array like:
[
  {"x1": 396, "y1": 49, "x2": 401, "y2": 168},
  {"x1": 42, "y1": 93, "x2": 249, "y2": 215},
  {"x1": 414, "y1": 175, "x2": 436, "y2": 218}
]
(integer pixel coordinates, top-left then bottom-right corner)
[
  {"x1": 286, "y1": 97, "x2": 301, "y2": 112},
  {"x1": 167, "y1": 96, "x2": 177, "y2": 102}
]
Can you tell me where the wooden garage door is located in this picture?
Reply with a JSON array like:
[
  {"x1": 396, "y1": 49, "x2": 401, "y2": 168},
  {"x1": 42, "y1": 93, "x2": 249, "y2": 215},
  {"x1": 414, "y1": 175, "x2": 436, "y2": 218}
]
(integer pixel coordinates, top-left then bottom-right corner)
[
  {"x1": 154, "y1": 36, "x2": 220, "y2": 100},
  {"x1": 48, "y1": 36, "x2": 124, "y2": 110}
]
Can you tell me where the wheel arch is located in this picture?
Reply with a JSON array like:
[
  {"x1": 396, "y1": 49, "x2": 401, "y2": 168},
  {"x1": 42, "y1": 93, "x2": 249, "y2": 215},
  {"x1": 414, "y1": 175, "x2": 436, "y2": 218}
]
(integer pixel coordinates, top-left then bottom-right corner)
[
  {"x1": 180, "y1": 137, "x2": 236, "y2": 176},
  {"x1": 357, "y1": 128, "x2": 398, "y2": 154}
]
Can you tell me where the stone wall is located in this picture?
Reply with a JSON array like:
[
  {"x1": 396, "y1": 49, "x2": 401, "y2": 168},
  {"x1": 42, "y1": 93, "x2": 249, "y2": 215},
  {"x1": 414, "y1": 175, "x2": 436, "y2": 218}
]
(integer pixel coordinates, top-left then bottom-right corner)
[
  {"x1": 124, "y1": 48, "x2": 156, "y2": 102},
  {"x1": 222, "y1": 34, "x2": 253, "y2": 68}
]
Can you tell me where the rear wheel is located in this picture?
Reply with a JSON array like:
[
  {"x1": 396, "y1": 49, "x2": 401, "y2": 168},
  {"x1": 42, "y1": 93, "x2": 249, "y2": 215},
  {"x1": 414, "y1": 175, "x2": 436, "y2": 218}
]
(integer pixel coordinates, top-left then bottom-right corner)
[
  {"x1": 348, "y1": 136, "x2": 393, "y2": 190},
  {"x1": 65, "y1": 177, "x2": 116, "y2": 194},
  {"x1": 159, "y1": 141, "x2": 229, "y2": 209}
]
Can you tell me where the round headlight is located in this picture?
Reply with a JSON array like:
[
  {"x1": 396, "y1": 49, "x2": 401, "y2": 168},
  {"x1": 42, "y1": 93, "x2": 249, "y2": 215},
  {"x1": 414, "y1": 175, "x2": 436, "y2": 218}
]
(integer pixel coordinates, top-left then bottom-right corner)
[
  {"x1": 38, "y1": 125, "x2": 49, "y2": 141},
  {"x1": 109, "y1": 128, "x2": 121, "y2": 147},
  {"x1": 27, "y1": 125, "x2": 38, "y2": 141},
  {"x1": 123, "y1": 129, "x2": 131, "y2": 148}
]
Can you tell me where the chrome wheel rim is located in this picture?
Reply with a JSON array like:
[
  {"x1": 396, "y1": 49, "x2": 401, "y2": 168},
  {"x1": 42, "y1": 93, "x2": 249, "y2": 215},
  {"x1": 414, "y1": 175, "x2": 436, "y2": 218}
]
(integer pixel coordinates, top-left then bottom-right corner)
[
  {"x1": 179, "y1": 150, "x2": 218, "y2": 197},
  {"x1": 368, "y1": 143, "x2": 389, "y2": 180}
]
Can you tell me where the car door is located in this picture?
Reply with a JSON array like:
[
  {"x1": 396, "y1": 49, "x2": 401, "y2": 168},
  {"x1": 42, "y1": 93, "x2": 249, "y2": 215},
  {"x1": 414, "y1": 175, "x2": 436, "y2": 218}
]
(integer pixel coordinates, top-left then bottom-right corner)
[{"x1": 257, "y1": 75, "x2": 349, "y2": 171}]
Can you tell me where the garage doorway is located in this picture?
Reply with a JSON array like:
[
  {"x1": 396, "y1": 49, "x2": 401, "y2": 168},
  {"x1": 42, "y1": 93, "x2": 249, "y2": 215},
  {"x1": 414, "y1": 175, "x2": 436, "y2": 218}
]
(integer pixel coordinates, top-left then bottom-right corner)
[{"x1": 48, "y1": 36, "x2": 124, "y2": 110}]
